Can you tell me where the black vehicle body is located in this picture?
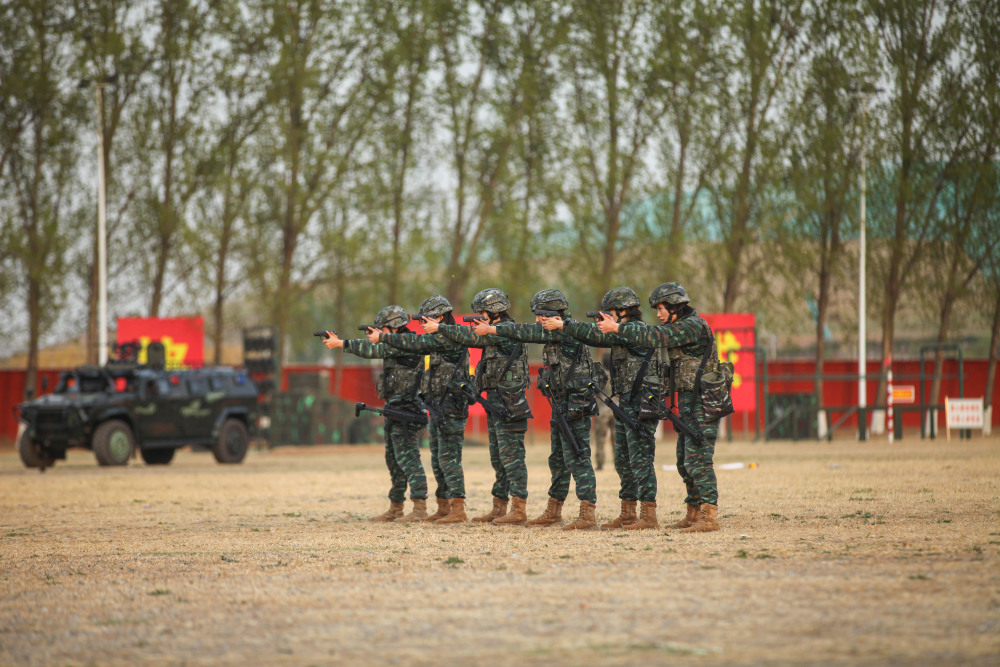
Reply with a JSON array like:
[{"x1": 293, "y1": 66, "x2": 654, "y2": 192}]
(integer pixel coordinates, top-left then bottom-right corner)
[{"x1": 15, "y1": 365, "x2": 258, "y2": 469}]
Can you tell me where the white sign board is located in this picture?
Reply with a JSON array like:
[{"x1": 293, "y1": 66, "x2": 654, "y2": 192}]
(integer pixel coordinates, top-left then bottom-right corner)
[{"x1": 944, "y1": 397, "x2": 984, "y2": 440}]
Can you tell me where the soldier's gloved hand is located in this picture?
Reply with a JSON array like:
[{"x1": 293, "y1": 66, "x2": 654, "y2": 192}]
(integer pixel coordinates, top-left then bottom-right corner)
[
  {"x1": 422, "y1": 319, "x2": 440, "y2": 334},
  {"x1": 596, "y1": 312, "x2": 620, "y2": 334},
  {"x1": 366, "y1": 328, "x2": 381, "y2": 344},
  {"x1": 540, "y1": 316, "x2": 563, "y2": 331},
  {"x1": 473, "y1": 322, "x2": 496, "y2": 336}
]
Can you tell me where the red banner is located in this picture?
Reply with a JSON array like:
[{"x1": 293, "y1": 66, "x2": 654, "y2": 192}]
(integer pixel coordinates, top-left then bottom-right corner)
[
  {"x1": 703, "y1": 313, "x2": 756, "y2": 411},
  {"x1": 117, "y1": 317, "x2": 204, "y2": 368}
]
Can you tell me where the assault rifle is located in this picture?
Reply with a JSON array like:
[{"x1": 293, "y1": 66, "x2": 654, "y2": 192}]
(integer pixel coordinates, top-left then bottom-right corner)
[
  {"x1": 539, "y1": 370, "x2": 585, "y2": 460},
  {"x1": 414, "y1": 393, "x2": 442, "y2": 426},
  {"x1": 456, "y1": 381, "x2": 511, "y2": 421},
  {"x1": 586, "y1": 381, "x2": 638, "y2": 430},
  {"x1": 355, "y1": 401, "x2": 428, "y2": 427},
  {"x1": 585, "y1": 311, "x2": 611, "y2": 319},
  {"x1": 659, "y1": 403, "x2": 705, "y2": 446},
  {"x1": 533, "y1": 309, "x2": 562, "y2": 318},
  {"x1": 313, "y1": 330, "x2": 336, "y2": 337},
  {"x1": 462, "y1": 316, "x2": 486, "y2": 323}
]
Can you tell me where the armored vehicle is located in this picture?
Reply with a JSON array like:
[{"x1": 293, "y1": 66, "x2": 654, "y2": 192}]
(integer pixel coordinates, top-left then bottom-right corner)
[{"x1": 15, "y1": 365, "x2": 258, "y2": 470}]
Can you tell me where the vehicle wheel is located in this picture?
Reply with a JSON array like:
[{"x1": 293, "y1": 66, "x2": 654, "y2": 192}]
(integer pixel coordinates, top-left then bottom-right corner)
[
  {"x1": 92, "y1": 420, "x2": 135, "y2": 466},
  {"x1": 213, "y1": 419, "x2": 249, "y2": 464},
  {"x1": 140, "y1": 448, "x2": 175, "y2": 465},
  {"x1": 19, "y1": 430, "x2": 55, "y2": 470}
]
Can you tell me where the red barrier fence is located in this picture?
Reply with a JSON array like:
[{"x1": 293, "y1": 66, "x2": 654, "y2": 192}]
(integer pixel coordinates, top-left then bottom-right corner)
[{"x1": 3, "y1": 358, "x2": 997, "y2": 443}]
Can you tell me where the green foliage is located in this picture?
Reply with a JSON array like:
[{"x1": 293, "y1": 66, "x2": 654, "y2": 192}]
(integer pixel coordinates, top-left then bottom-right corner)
[{"x1": 0, "y1": 0, "x2": 996, "y2": 369}]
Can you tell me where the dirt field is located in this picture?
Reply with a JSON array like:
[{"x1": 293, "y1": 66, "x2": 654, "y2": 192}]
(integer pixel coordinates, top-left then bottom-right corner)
[{"x1": 1, "y1": 434, "x2": 998, "y2": 666}]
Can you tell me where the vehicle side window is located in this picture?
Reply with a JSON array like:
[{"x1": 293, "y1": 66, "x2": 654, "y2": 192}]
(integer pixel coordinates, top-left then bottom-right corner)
[
  {"x1": 187, "y1": 377, "x2": 208, "y2": 397},
  {"x1": 209, "y1": 375, "x2": 230, "y2": 391},
  {"x1": 157, "y1": 379, "x2": 172, "y2": 396}
]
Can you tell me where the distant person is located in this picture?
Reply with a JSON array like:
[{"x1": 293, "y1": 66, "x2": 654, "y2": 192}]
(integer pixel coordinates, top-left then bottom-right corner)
[
  {"x1": 543, "y1": 287, "x2": 663, "y2": 530},
  {"x1": 598, "y1": 282, "x2": 722, "y2": 533},
  {"x1": 321, "y1": 306, "x2": 428, "y2": 522},
  {"x1": 376, "y1": 295, "x2": 471, "y2": 524},
  {"x1": 424, "y1": 288, "x2": 532, "y2": 526}
]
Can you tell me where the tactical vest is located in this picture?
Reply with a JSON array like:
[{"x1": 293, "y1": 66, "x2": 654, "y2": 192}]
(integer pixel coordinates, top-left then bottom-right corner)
[
  {"x1": 610, "y1": 337, "x2": 662, "y2": 398},
  {"x1": 541, "y1": 334, "x2": 595, "y2": 391},
  {"x1": 377, "y1": 355, "x2": 423, "y2": 402},
  {"x1": 422, "y1": 348, "x2": 469, "y2": 402},
  {"x1": 662, "y1": 315, "x2": 711, "y2": 393},
  {"x1": 476, "y1": 339, "x2": 529, "y2": 392}
]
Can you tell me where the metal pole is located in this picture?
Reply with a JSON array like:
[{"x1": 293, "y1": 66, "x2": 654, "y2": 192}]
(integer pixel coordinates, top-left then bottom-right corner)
[
  {"x1": 857, "y1": 94, "x2": 868, "y2": 441},
  {"x1": 96, "y1": 84, "x2": 108, "y2": 366}
]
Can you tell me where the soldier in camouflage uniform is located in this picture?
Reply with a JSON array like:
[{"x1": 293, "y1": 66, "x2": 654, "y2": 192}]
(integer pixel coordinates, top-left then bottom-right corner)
[
  {"x1": 424, "y1": 288, "x2": 532, "y2": 525},
  {"x1": 597, "y1": 282, "x2": 722, "y2": 533},
  {"x1": 322, "y1": 306, "x2": 429, "y2": 522},
  {"x1": 376, "y1": 295, "x2": 471, "y2": 524},
  {"x1": 487, "y1": 289, "x2": 603, "y2": 530},
  {"x1": 542, "y1": 286, "x2": 663, "y2": 529}
]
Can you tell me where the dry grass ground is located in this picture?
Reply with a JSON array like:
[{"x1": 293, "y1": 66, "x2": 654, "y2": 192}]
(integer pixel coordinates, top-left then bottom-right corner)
[{"x1": 1, "y1": 435, "x2": 998, "y2": 666}]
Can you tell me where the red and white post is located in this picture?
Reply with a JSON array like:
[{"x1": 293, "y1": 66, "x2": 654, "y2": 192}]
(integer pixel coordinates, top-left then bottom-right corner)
[{"x1": 885, "y1": 355, "x2": 894, "y2": 443}]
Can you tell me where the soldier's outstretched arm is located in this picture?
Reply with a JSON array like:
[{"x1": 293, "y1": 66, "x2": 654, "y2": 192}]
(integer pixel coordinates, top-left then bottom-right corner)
[
  {"x1": 379, "y1": 331, "x2": 453, "y2": 353},
  {"x1": 560, "y1": 320, "x2": 624, "y2": 348},
  {"x1": 617, "y1": 318, "x2": 704, "y2": 349},
  {"x1": 493, "y1": 322, "x2": 556, "y2": 344},
  {"x1": 343, "y1": 339, "x2": 406, "y2": 359}
]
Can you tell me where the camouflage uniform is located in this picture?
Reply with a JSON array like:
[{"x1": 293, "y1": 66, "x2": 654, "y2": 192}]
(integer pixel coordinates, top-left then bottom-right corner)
[
  {"x1": 494, "y1": 321, "x2": 599, "y2": 504},
  {"x1": 437, "y1": 323, "x2": 531, "y2": 501},
  {"x1": 615, "y1": 309, "x2": 718, "y2": 506},
  {"x1": 343, "y1": 339, "x2": 428, "y2": 503},
  {"x1": 562, "y1": 320, "x2": 661, "y2": 503},
  {"x1": 380, "y1": 330, "x2": 470, "y2": 500}
]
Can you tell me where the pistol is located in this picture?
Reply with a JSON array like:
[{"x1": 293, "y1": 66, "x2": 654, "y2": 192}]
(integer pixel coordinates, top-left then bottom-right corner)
[
  {"x1": 357, "y1": 324, "x2": 378, "y2": 331},
  {"x1": 463, "y1": 316, "x2": 485, "y2": 323},
  {"x1": 586, "y1": 311, "x2": 611, "y2": 319},
  {"x1": 410, "y1": 313, "x2": 425, "y2": 320},
  {"x1": 534, "y1": 309, "x2": 562, "y2": 318},
  {"x1": 313, "y1": 330, "x2": 335, "y2": 338}
]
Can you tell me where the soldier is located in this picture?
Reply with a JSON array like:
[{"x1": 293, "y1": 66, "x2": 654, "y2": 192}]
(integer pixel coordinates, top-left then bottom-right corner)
[
  {"x1": 597, "y1": 282, "x2": 722, "y2": 533},
  {"x1": 321, "y1": 306, "x2": 428, "y2": 522},
  {"x1": 375, "y1": 295, "x2": 471, "y2": 524},
  {"x1": 486, "y1": 289, "x2": 604, "y2": 530},
  {"x1": 423, "y1": 288, "x2": 532, "y2": 526},
  {"x1": 542, "y1": 287, "x2": 663, "y2": 530}
]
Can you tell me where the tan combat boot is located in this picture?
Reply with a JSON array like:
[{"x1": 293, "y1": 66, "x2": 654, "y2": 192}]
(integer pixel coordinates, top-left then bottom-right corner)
[
  {"x1": 492, "y1": 497, "x2": 527, "y2": 525},
  {"x1": 526, "y1": 497, "x2": 564, "y2": 527},
  {"x1": 681, "y1": 503, "x2": 720, "y2": 533},
  {"x1": 396, "y1": 498, "x2": 428, "y2": 523},
  {"x1": 600, "y1": 499, "x2": 637, "y2": 529},
  {"x1": 563, "y1": 501, "x2": 597, "y2": 531},
  {"x1": 423, "y1": 497, "x2": 451, "y2": 523},
  {"x1": 670, "y1": 503, "x2": 701, "y2": 529},
  {"x1": 472, "y1": 497, "x2": 508, "y2": 523},
  {"x1": 623, "y1": 501, "x2": 658, "y2": 530},
  {"x1": 370, "y1": 501, "x2": 405, "y2": 522},
  {"x1": 435, "y1": 498, "x2": 467, "y2": 524}
]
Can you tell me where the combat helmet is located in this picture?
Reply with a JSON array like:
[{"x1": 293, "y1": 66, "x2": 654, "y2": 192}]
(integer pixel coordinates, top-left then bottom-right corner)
[
  {"x1": 418, "y1": 294, "x2": 453, "y2": 318},
  {"x1": 601, "y1": 286, "x2": 640, "y2": 311},
  {"x1": 374, "y1": 305, "x2": 410, "y2": 329},
  {"x1": 530, "y1": 288, "x2": 570, "y2": 315},
  {"x1": 471, "y1": 288, "x2": 511, "y2": 314},
  {"x1": 648, "y1": 282, "x2": 690, "y2": 308}
]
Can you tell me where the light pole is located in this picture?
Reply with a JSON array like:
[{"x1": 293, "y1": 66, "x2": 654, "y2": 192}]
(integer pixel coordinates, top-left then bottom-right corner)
[
  {"x1": 849, "y1": 84, "x2": 880, "y2": 441},
  {"x1": 81, "y1": 75, "x2": 116, "y2": 365}
]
